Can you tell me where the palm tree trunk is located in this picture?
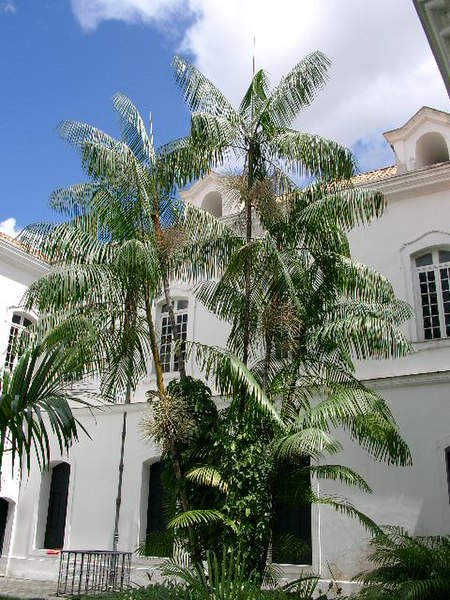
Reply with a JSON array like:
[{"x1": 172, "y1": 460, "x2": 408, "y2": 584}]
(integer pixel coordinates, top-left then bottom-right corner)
[
  {"x1": 262, "y1": 330, "x2": 273, "y2": 393},
  {"x1": 242, "y1": 146, "x2": 255, "y2": 366},
  {"x1": 145, "y1": 294, "x2": 165, "y2": 394},
  {"x1": 112, "y1": 298, "x2": 135, "y2": 551},
  {"x1": 112, "y1": 406, "x2": 128, "y2": 550},
  {"x1": 151, "y1": 198, "x2": 187, "y2": 379},
  {"x1": 144, "y1": 291, "x2": 201, "y2": 561}
]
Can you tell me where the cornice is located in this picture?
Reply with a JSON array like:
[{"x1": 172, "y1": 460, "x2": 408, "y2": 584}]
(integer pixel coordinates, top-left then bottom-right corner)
[
  {"x1": 0, "y1": 238, "x2": 48, "y2": 275},
  {"x1": 355, "y1": 161, "x2": 450, "y2": 197},
  {"x1": 364, "y1": 369, "x2": 450, "y2": 390}
]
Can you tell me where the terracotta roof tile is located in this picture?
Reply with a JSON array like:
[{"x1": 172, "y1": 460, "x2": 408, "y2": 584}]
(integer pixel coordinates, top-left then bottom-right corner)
[
  {"x1": 0, "y1": 231, "x2": 48, "y2": 262},
  {"x1": 351, "y1": 165, "x2": 397, "y2": 185}
]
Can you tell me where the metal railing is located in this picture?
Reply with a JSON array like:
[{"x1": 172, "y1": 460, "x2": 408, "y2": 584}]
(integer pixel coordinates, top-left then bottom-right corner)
[{"x1": 57, "y1": 550, "x2": 132, "y2": 595}]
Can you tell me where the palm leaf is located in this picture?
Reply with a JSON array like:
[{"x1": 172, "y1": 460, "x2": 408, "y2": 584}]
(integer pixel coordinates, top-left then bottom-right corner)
[
  {"x1": 186, "y1": 466, "x2": 229, "y2": 493},
  {"x1": 172, "y1": 56, "x2": 237, "y2": 119},
  {"x1": 187, "y1": 342, "x2": 283, "y2": 427},
  {"x1": 267, "y1": 51, "x2": 331, "y2": 128}
]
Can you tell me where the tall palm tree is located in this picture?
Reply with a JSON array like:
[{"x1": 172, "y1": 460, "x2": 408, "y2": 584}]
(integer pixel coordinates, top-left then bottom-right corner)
[
  {"x1": 170, "y1": 55, "x2": 413, "y2": 572},
  {"x1": 172, "y1": 52, "x2": 356, "y2": 365},
  {"x1": 18, "y1": 92, "x2": 243, "y2": 551}
]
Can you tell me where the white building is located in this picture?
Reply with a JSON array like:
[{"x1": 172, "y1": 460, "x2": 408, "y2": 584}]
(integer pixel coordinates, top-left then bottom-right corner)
[{"x1": 0, "y1": 106, "x2": 449, "y2": 586}]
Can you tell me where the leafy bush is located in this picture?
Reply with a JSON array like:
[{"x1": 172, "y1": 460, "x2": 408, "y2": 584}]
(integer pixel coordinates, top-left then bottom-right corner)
[
  {"x1": 354, "y1": 526, "x2": 450, "y2": 600},
  {"x1": 72, "y1": 582, "x2": 188, "y2": 600}
]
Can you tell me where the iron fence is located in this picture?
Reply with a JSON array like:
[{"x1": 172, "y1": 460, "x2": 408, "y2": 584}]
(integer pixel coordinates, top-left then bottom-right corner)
[{"x1": 57, "y1": 550, "x2": 132, "y2": 595}]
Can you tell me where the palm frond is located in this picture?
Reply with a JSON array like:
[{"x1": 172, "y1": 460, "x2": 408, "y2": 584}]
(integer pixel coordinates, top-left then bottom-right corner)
[
  {"x1": 272, "y1": 130, "x2": 356, "y2": 180},
  {"x1": 186, "y1": 466, "x2": 228, "y2": 493},
  {"x1": 167, "y1": 509, "x2": 237, "y2": 532},
  {"x1": 267, "y1": 51, "x2": 331, "y2": 128},
  {"x1": 309, "y1": 490, "x2": 382, "y2": 535},
  {"x1": 0, "y1": 344, "x2": 92, "y2": 472},
  {"x1": 188, "y1": 342, "x2": 283, "y2": 427},
  {"x1": 354, "y1": 526, "x2": 450, "y2": 600},
  {"x1": 172, "y1": 56, "x2": 237, "y2": 119},
  {"x1": 307, "y1": 464, "x2": 372, "y2": 493},
  {"x1": 274, "y1": 427, "x2": 342, "y2": 461},
  {"x1": 112, "y1": 92, "x2": 155, "y2": 165}
]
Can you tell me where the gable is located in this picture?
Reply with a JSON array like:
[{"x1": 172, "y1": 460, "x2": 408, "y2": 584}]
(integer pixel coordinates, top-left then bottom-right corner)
[{"x1": 384, "y1": 107, "x2": 450, "y2": 173}]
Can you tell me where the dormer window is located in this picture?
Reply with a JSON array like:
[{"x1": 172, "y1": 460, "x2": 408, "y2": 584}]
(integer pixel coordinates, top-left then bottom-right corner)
[
  {"x1": 415, "y1": 249, "x2": 450, "y2": 340},
  {"x1": 383, "y1": 107, "x2": 450, "y2": 174}
]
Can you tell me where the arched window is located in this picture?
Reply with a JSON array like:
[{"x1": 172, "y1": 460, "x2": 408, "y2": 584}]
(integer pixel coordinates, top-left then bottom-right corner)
[
  {"x1": 271, "y1": 501, "x2": 311, "y2": 565},
  {"x1": 141, "y1": 461, "x2": 172, "y2": 557},
  {"x1": 415, "y1": 249, "x2": 450, "y2": 340},
  {"x1": 416, "y1": 132, "x2": 449, "y2": 168},
  {"x1": 202, "y1": 191, "x2": 223, "y2": 217},
  {"x1": 4, "y1": 312, "x2": 33, "y2": 370},
  {"x1": 43, "y1": 462, "x2": 70, "y2": 549},
  {"x1": 160, "y1": 300, "x2": 188, "y2": 373}
]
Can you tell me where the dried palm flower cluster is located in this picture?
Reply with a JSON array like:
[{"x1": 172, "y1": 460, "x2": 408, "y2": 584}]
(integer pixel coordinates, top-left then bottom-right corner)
[{"x1": 142, "y1": 390, "x2": 194, "y2": 453}]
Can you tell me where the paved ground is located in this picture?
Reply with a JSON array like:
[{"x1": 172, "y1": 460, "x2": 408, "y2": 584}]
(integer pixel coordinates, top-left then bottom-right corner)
[{"x1": 0, "y1": 577, "x2": 57, "y2": 599}]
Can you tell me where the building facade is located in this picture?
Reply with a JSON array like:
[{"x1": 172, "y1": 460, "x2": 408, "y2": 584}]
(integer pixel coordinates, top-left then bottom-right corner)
[{"x1": 0, "y1": 107, "x2": 449, "y2": 585}]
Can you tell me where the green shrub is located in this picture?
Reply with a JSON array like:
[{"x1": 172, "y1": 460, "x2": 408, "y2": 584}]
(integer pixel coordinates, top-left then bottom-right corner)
[{"x1": 354, "y1": 526, "x2": 450, "y2": 600}]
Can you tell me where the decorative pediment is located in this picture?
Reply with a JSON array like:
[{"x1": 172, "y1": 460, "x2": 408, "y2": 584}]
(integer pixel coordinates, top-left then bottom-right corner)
[
  {"x1": 384, "y1": 106, "x2": 450, "y2": 173},
  {"x1": 179, "y1": 171, "x2": 241, "y2": 217}
]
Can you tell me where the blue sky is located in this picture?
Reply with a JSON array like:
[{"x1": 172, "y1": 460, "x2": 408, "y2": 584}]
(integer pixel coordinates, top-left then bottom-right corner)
[{"x1": 0, "y1": 0, "x2": 448, "y2": 234}]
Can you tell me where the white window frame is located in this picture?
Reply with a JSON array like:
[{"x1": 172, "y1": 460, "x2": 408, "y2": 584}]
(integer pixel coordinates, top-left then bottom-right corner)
[
  {"x1": 414, "y1": 249, "x2": 450, "y2": 341},
  {"x1": 159, "y1": 299, "x2": 189, "y2": 373},
  {"x1": 4, "y1": 312, "x2": 34, "y2": 371},
  {"x1": 400, "y1": 231, "x2": 450, "y2": 343}
]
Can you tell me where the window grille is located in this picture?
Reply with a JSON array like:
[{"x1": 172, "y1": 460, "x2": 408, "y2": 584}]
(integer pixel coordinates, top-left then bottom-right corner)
[
  {"x1": 5, "y1": 313, "x2": 33, "y2": 370},
  {"x1": 415, "y1": 249, "x2": 450, "y2": 340},
  {"x1": 160, "y1": 300, "x2": 188, "y2": 373}
]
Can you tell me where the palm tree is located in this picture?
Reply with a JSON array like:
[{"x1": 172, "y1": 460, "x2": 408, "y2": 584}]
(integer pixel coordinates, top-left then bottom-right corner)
[
  {"x1": 170, "y1": 55, "x2": 413, "y2": 573},
  {"x1": 0, "y1": 338, "x2": 92, "y2": 474},
  {"x1": 172, "y1": 52, "x2": 356, "y2": 365},
  {"x1": 18, "y1": 92, "x2": 242, "y2": 552}
]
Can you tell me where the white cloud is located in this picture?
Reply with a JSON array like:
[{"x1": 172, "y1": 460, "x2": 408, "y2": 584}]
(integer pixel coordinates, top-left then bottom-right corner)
[
  {"x1": 0, "y1": 218, "x2": 20, "y2": 237},
  {"x1": 69, "y1": 0, "x2": 449, "y2": 170},
  {"x1": 1, "y1": 0, "x2": 16, "y2": 14},
  {"x1": 70, "y1": 0, "x2": 183, "y2": 31}
]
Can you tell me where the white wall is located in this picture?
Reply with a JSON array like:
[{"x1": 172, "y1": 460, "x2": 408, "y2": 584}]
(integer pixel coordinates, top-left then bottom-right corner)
[{"x1": 2, "y1": 111, "x2": 450, "y2": 584}]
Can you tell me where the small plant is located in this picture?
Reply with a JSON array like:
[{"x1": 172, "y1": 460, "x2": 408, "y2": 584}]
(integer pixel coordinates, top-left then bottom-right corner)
[{"x1": 354, "y1": 526, "x2": 450, "y2": 600}]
